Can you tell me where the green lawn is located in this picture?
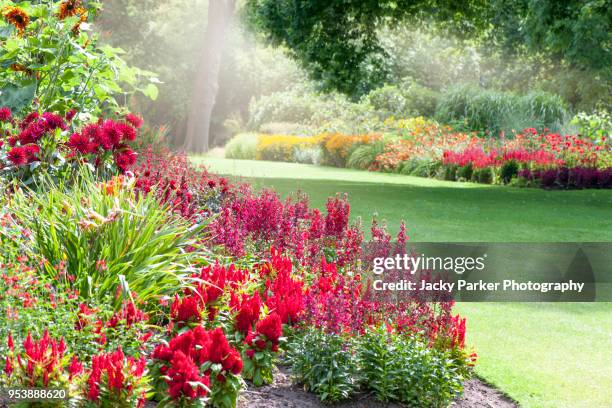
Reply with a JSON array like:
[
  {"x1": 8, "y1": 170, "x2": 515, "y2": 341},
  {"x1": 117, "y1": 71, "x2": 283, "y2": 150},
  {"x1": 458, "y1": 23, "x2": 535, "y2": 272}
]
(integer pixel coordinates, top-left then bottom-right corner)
[
  {"x1": 194, "y1": 157, "x2": 612, "y2": 242},
  {"x1": 193, "y1": 157, "x2": 612, "y2": 408}
]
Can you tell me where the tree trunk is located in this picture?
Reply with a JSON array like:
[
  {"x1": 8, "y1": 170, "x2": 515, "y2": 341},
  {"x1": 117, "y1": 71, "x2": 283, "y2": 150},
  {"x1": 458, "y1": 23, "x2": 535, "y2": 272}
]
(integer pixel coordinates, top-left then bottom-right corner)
[{"x1": 183, "y1": 0, "x2": 235, "y2": 153}]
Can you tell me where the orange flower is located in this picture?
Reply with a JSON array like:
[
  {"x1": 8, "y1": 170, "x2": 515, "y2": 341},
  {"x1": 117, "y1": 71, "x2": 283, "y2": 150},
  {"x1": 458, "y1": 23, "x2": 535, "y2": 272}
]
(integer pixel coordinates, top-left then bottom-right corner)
[
  {"x1": 3, "y1": 6, "x2": 29, "y2": 34},
  {"x1": 58, "y1": 0, "x2": 84, "y2": 20}
]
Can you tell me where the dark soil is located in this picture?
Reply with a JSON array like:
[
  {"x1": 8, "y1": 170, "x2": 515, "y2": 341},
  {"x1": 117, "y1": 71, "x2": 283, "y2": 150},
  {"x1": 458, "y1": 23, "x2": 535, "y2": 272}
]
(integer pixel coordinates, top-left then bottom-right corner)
[
  {"x1": 238, "y1": 366, "x2": 518, "y2": 408},
  {"x1": 0, "y1": 368, "x2": 517, "y2": 408}
]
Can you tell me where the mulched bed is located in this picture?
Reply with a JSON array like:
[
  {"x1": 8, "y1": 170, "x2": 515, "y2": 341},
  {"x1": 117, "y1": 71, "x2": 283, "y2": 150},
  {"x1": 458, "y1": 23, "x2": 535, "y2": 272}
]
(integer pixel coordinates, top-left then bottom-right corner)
[
  {"x1": 238, "y1": 366, "x2": 518, "y2": 408},
  {"x1": 0, "y1": 367, "x2": 517, "y2": 408}
]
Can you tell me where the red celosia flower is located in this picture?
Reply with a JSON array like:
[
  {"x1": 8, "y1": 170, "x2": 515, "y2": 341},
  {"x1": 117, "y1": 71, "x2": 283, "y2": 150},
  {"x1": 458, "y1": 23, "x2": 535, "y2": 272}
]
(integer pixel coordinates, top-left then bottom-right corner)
[
  {"x1": 170, "y1": 295, "x2": 201, "y2": 324},
  {"x1": 208, "y1": 328, "x2": 231, "y2": 364},
  {"x1": 166, "y1": 351, "x2": 209, "y2": 400},
  {"x1": 222, "y1": 348, "x2": 243, "y2": 375},
  {"x1": 232, "y1": 292, "x2": 262, "y2": 334},
  {"x1": 20, "y1": 331, "x2": 66, "y2": 387},
  {"x1": 68, "y1": 356, "x2": 83, "y2": 379},
  {"x1": 255, "y1": 312, "x2": 282, "y2": 345},
  {"x1": 86, "y1": 347, "x2": 146, "y2": 401}
]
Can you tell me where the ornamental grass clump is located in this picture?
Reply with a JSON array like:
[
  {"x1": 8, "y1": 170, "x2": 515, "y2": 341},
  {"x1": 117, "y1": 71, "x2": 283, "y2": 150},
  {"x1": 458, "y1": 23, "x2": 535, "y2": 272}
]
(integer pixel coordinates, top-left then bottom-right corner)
[{"x1": 9, "y1": 172, "x2": 203, "y2": 308}]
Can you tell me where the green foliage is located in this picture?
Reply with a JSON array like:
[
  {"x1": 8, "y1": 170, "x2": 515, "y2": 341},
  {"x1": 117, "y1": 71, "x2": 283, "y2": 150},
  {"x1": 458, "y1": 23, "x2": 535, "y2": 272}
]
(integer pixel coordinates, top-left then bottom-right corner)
[
  {"x1": 293, "y1": 145, "x2": 322, "y2": 165},
  {"x1": 500, "y1": 161, "x2": 519, "y2": 184},
  {"x1": 225, "y1": 133, "x2": 259, "y2": 159},
  {"x1": 0, "y1": 0, "x2": 158, "y2": 116},
  {"x1": 488, "y1": 0, "x2": 611, "y2": 72},
  {"x1": 570, "y1": 110, "x2": 611, "y2": 141},
  {"x1": 245, "y1": 0, "x2": 487, "y2": 98},
  {"x1": 9, "y1": 173, "x2": 202, "y2": 308},
  {"x1": 399, "y1": 158, "x2": 441, "y2": 178},
  {"x1": 457, "y1": 164, "x2": 473, "y2": 181},
  {"x1": 287, "y1": 328, "x2": 358, "y2": 403},
  {"x1": 355, "y1": 326, "x2": 467, "y2": 407},
  {"x1": 472, "y1": 167, "x2": 493, "y2": 184},
  {"x1": 347, "y1": 140, "x2": 385, "y2": 170},
  {"x1": 364, "y1": 81, "x2": 440, "y2": 118},
  {"x1": 436, "y1": 86, "x2": 568, "y2": 135}
]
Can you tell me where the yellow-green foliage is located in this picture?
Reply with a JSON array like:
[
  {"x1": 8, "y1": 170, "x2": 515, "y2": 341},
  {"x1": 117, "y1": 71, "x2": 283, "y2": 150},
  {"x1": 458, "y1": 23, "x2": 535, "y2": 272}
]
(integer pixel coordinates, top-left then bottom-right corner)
[
  {"x1": 256, "y1": 134, "x2": 322, "y2": 162},
  {"x1": 225, "y1": 133, "x2": 260, "y2": 160},
  {"x1": 319, "y1": 133, "x2": 382, "y2": 167}
]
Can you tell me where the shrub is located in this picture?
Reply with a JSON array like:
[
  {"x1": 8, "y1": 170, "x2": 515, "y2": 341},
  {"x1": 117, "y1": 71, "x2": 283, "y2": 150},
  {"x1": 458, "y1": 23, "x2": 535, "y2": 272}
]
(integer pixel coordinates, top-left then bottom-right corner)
[
  {"x1": 347, "y1": 140, "x2": 386, "y2": 170},
  {"x1": 0, "y1": 1, "x2": 157, "y2": 116},
  {"x1": 287, "y1": 328, "x2": 358, "y2": 403},
  {"x1": 320, "y1": 133, "x2": 381, "y2": 167},
  {"x1": 9, "y1": 173, "x2": 200, "y2": 308},
  {"x1": 570, "y1": 110, "x2": 611, "y2": 141},
  {"x1": 436, "y1": 86, "x2": 568, "y2": 136},
  {"x1": 225, "y1": 133, "x2": 259, "y2": 160},
  {"x1": 356, "y1": 326, "x2": 468, "y2": 407},
  {"x1": 363, "y1": 82, "x2": 440, "y2": 120},
  {"x1": 523, "y1": 91, "x2": 568, "y2": 129},
  {"x1": 500, "y1": 160, "x2": 519, "y2": 184},
  {"x1": 398, "y1": 158, "x2": 440, "y2": 177},
  {"x1": 457, "y1": 163, "x2": 474, "y2": 181},
  {"x1": 247, "y1": 88, "x2": 323, "y2": 130},
  {"x1": 256, "y1": 134, "x2": 320, "y2": 162},
  {"x1": 293, "y1": 144, "x2": 323, "y2": 165},
  {"x1": 472, "y1": 167, "x2": 494, "y2": 184}
]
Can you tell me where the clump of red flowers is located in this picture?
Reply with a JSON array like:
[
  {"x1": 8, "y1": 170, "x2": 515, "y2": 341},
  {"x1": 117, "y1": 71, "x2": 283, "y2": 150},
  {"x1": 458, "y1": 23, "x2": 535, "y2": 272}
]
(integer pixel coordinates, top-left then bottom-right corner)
[
  {"x1": 85, "y1": 347, "x2": 148, "y2": 406},
  {"x1": 0, "y1": 107, "x2": 142, "y2": 180},
  {"x1": 152, "y1": 326, "x2": 242, "y2": 401},
  {"x1": 3, "y1": 330, "x2": 80, "y2": 389}
]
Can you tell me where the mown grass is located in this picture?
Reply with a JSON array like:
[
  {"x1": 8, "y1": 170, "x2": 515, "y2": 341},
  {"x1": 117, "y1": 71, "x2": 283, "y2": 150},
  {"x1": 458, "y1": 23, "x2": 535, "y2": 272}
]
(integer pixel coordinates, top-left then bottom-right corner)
[
  {"x1": 192, "y1": 156, "x2": 612, "y2": 408},
  {"x1": 193, "y1": 157, "x2": 612, "y2": 242}
]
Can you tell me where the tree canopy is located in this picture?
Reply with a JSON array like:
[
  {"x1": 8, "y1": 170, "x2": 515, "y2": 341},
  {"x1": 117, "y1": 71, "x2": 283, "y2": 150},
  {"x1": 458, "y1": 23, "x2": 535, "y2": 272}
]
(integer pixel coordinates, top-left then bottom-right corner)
[{"x1": 246, "y1": 0, "x2": 611, "y2": 98}]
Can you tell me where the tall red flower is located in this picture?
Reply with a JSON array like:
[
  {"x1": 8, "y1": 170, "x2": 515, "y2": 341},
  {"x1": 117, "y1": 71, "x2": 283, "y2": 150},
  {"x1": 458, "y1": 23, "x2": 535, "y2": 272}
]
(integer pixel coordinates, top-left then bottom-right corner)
[
  {"x1": 232, "y1": 292, "x2": 262, "y2": 334},
  {"x1": 255, "y1": 312, "x2": 282, "y2": 345}
]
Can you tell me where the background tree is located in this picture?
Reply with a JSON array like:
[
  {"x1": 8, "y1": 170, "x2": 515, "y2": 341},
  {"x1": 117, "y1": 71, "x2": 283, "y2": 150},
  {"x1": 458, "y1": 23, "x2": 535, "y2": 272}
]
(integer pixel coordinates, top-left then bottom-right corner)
[
  {"x1": 184, "y1": 0, "x2": 236, "y2": 152},
  {"x1": 244, "y1": 0, "x2": 488, "y2": 98},
  {"x1": 246, "y1": 0, "x2": 610, "y2": 103}
]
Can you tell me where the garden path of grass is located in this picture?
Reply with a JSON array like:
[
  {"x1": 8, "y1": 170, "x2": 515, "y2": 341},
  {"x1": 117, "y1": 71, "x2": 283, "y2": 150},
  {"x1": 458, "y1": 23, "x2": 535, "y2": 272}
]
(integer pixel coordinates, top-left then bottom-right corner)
[{"x1": 192, "y1": 157, "x2": 612, "y2": 408}]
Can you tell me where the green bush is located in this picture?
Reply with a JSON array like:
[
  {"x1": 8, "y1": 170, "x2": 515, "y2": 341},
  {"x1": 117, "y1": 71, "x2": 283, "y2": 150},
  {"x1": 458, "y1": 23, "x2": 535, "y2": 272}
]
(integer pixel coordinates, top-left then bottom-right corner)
[
  {"x1": 10, "y1": 173, "x2": 201, "y2": 309},
  {"x1": 457, "y1": 164, "x2": 474, "y2": 181},
  {"x1": 287, "y1": 329, "x2": 358, "y2": 403},
  {"x1": 225, "y1": 133, "x2": 260, "y2": 159},
  {"x1": 363, "y1": 82, "x2": 439, "y2": 119},
  {"x1": 436, "y1": 86, "x2": 568, "y2": 135},
  {"x1": 293, "y1": 145, "x2": 323, "y2": 165},
  {"x1": 472, "y1": 167, "x2": 494, "y2": 184},
  {"x1": 347, "y1": 140, "x2": 386, "y2": 169},
  {"x1": 500, "y1": 161, "x2": 519, "y2": 184},
  {"x1": 356, "y1": 327, "x2": 467, "y2": 407},
  {"x1": 0, "y1": 0, "x2": 157, "y2": 117},
  {"x1": 570, "y1": 110, "x2": 611, "y2": 141},
  {"x1": 398, "y1": 158, "x2": 440, "y2": 177}
]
